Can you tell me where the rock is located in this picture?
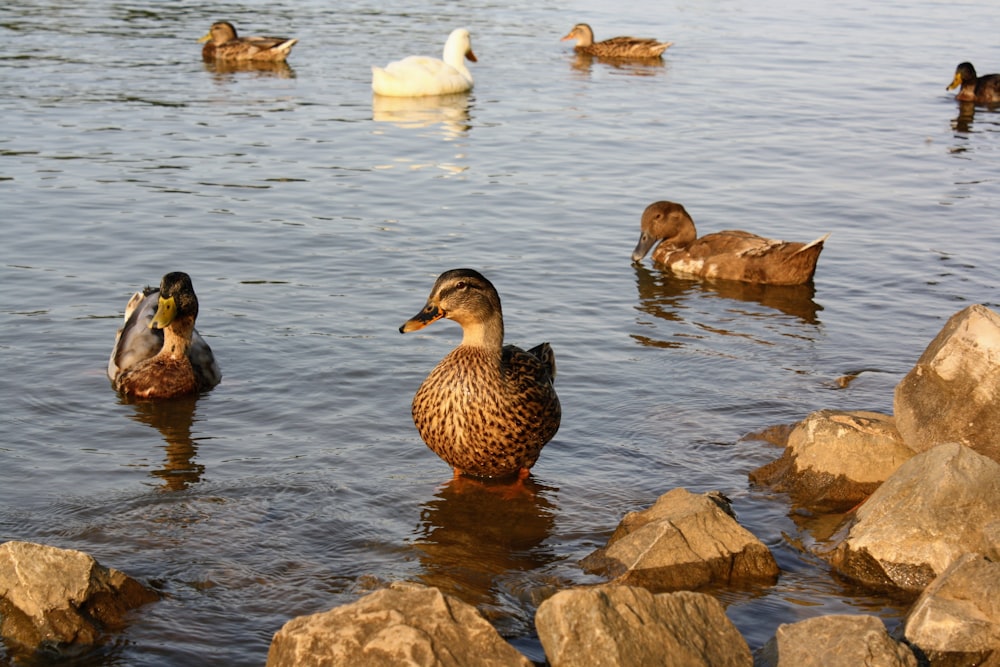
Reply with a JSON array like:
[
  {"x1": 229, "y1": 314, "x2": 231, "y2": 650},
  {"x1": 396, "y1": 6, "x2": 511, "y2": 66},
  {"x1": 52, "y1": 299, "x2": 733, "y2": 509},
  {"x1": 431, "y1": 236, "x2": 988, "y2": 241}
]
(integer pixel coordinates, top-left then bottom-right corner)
[
  {"x1": 265, "y1": 581, "x2": 531, "y2": 667},
  {"x1": 749, "y1": 410, "x2": 914, "y2": 512},
  {"x1": 894, "y1": 304, "x2": 1000, "y2": 463},
  {"x1": 756, "y1": 614, "x2": 917, "y2": 667},
  {"x1": 0, "y1": 541, "x2": 159, "y2": 653},
  {"x1": 903, "y1": 553, "x2": 1000, "y2": 665},
  {"x1": 828, "y1": 443, "x2": 1000, "y2": 593},
  {"x1": 580, "y1": 488, "x2": 778, "y2": 592},
  {"x1": 535, "y1": 584, "x2": 751, "y2": 667}
]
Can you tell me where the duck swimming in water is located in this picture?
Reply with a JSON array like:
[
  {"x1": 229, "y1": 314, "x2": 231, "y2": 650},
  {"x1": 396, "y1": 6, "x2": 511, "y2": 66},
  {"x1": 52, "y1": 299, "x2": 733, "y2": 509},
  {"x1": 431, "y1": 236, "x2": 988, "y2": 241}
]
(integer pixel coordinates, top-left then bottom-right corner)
[
  {"x1": 198, "y1": 21, "x2": 298, "y2": 62},
  {"x1": 400, "y1": 268, "x2": 560, "y2": 479},
  {"x1": 946, "y1": 62, "x2": 1000, "y2": 104},
  {"x1": 561, "y1": 23, "x2": 672, "y2": 59},
  {"x1": 631, "y1": 201, "x2": 828, "y2": 286}
]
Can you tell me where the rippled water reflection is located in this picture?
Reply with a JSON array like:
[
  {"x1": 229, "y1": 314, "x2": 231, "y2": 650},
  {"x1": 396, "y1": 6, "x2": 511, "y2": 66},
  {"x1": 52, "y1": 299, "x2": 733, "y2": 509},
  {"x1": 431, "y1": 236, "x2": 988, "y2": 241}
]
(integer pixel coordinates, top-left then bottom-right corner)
[{"x1": 2, "y1": 0, "x2": 999, "y2": 663}]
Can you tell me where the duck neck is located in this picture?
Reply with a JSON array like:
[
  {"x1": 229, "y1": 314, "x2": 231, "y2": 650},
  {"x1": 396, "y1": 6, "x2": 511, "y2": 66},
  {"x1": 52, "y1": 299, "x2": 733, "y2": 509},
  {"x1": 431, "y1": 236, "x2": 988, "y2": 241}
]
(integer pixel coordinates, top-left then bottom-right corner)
[
  {"x1": 459, "y1": 315, "x2": 504, "y2": 352},
  {"x1": 160, "y1": 315, "x2": 195, "y2": 360}
]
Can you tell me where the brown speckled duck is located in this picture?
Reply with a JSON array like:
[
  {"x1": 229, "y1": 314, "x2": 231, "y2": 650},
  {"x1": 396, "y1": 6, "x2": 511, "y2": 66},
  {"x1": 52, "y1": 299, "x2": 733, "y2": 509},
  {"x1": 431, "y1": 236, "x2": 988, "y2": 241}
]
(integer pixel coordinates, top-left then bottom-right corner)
[
  {"x1": 198, "y1": 21, "x2": 298, "y2": 62},
  {"x1": 399, "y1": 268, "x2": 560, "y2": 479},
  {"x1": 631, "y1": 201, "x2": 829, "y2": 286},
  {"x1": 947, "y1": 62, "x2": 1000, "y2": 104},
  {"x1": 561, "y1": 23, "x2": 672, "y2": 59},
  {"x1": 108, "y1": 272, "x2": 221, "y2": 399}
]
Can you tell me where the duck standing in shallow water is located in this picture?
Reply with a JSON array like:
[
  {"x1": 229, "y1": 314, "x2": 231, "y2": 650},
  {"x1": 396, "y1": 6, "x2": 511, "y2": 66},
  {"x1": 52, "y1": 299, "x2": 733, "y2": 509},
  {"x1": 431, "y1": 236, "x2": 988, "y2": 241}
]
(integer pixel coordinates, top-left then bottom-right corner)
[
  {"x1": 109, "y1": 272, "x2": 221, "y2": 399},
  {"x1": 399, "y1": 269, "x2": 560, "y2": 479},
  {"x1": 198, "y1": 21, "x2": 298, "y2": 62},
  {"x1": 631, "y1": 201, "x2": 829, "y2": 286},
  {"x1": 372, "y1": 28, "x2": 476, "y2": 97},
  {"x1": 561, "y1": 23, "x2": 672, "y2": 59},
  {"x1": 947, "y1": 62, "x2": 1000, "y2": 104}
]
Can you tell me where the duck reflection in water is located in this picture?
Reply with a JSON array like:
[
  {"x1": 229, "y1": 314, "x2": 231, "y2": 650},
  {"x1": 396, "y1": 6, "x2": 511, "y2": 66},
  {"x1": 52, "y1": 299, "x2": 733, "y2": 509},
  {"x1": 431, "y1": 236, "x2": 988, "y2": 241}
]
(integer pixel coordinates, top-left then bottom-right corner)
[
  {"x1": 412, "y1": 476, "x2": 558, "y2": 632},
  {"x1": 203, "y1": 59, "x2": 296, "y2": 79},
  {"x1": 122, "y1": 394, "x2": 205, "y2": 491},
  {"x1": 632, "y1": 263, "x2": 822, "y2": 348},
  {"x1": 569, "y1": 52, "x2": 666, "y2": 77},
  {"x1": 372, "y1": 91, "x2": 472, "y2": 139}
]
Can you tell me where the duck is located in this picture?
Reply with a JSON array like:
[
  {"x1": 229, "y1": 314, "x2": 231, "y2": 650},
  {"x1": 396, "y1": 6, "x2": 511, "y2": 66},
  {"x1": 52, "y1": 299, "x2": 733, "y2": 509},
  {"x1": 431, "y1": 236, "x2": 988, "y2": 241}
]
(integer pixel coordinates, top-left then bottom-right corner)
[
  {"x1": 198, "y1": 21, "x2": 297, "y2": 62},
  {"x1": 372, "y1": 28, "x2": 476, "y2": 97},
  {"x1": 561, "y1": 23, "x2": 672, "y2": 59},
  {"x1": 108, "y1": 272, "x2": 221, "y2": 399},
  {"x1": 946, "y1": 62, "x2": 1000, "y2": 104},
  {"x1": 631, "y1": 201, "x2": 829, "y2": 286},
  {"x1": 399, "y1": 268, "x2": 561, "y2": 479}
]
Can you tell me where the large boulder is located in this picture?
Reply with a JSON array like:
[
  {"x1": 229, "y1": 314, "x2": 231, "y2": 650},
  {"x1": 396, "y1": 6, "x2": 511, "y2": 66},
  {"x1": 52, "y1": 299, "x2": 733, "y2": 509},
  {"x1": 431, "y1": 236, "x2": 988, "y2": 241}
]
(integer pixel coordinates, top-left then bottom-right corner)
[
  {"x1": 0, "y1": 541, "x2": 159, "y2": 653},
  {"x1": 265, "y1": 581, "x2": 531, "y2": 667},
  {"x1": 756, "y1": 614, "x2": 917, "y2": 667},
  {"x1": 894, "y1": 304, "x2": 1000, "y2": 463},
  {"x1": 749, "y1": 410, "x2": 914, "y2": 512},
  {"x1": 903, "y1": 553, "x2": 1000, "y2": 665},
  {"x1": 535, "y1": 585, "x2": 751, "y2": 667},
  {"x1": 580, "y1": 488, "x2": 778, "y2": 592},
  {"x1": 828, "y1": 443, "x2": 1000, "y2": 593}
]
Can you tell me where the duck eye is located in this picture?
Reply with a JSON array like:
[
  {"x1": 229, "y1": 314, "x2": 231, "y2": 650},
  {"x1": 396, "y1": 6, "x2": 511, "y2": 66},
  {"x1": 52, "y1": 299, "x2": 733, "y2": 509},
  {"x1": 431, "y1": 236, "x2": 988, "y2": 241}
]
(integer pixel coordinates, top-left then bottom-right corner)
[{"x1": 455, "y1": 281, "x2": 468, "y2": 290}]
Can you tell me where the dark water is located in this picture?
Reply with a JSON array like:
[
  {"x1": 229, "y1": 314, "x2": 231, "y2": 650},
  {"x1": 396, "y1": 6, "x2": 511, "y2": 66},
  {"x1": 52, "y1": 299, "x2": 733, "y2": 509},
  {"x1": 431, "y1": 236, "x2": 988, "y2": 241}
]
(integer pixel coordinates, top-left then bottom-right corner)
[{"x1": 2, "y1": 0, "x2": 999, "y2": 663}]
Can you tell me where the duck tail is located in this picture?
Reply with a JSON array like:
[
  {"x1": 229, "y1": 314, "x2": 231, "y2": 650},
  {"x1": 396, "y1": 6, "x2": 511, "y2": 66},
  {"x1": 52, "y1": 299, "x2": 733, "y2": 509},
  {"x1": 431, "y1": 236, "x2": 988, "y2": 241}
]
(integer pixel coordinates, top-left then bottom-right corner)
[{"x1": 794, "y1": 232, "x2": 830, "y2": 255}]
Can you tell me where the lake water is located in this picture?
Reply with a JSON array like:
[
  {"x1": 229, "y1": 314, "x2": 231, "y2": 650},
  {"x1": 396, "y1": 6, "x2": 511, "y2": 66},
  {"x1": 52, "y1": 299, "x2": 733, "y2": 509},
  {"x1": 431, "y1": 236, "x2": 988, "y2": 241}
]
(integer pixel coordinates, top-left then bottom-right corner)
[{"x1": 2, "y1": 0, "x2": 999, "y2": 663}]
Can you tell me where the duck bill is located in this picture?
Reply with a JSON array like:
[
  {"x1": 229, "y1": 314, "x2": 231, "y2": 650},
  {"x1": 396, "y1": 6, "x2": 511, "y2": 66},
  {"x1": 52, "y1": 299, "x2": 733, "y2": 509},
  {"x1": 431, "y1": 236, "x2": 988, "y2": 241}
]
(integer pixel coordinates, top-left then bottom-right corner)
[
  {"x1": 466, "y1": 49, "x2": 477, "y2": 63},
  {"x1": 946, "y1": 72, "x2": 961, "y2": 91},
  {"x1": 631, "y1": 234, "x2": 657, "y2": 262},
  {"x1": 198, "y1": 32, "x2": 212, "y2": 43},
  {"x1": 399, "y1": 304, "x2": 444, "y2": 333},
  {"x1": 150, "y1": 295, "x2": 177, "y2": 329}
]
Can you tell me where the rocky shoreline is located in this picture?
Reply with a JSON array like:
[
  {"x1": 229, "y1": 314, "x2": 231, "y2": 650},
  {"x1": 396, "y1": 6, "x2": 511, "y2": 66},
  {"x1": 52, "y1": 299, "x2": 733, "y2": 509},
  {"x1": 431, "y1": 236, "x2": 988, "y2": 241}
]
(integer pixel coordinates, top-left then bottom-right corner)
[{"x1": 3, "y1": 304, "x2": 999, "y2": 665}]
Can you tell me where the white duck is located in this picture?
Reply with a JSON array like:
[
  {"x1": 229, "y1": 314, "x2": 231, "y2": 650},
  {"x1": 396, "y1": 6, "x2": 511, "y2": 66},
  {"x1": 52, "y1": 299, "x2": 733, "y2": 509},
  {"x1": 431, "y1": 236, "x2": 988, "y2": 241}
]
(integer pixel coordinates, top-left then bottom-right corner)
[{"x1": 372, "y1": 28, "x2": 476, "y2": 97}]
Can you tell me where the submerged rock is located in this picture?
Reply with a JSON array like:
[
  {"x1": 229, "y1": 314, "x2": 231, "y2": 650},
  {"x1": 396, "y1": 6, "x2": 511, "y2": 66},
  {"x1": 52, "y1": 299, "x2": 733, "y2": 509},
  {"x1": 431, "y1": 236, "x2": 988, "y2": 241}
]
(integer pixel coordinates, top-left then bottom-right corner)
[
  {"x1": 749, "y1": 410, "x2": 914, "y2": 512},
  {"x1": 580, "y1": 488, "x2": 778, "y2": 592},
  {"x1": 0, "y1": 541, "x2": 159, "y2": 654},
  {"x1": 903, "y1": 553, "x2": 1000, "y2": 665},
  {"x1": 265, "y1": 581, "x2": 531, "y2": 667},
  {"x1": 756, "y1": 614, "x2": 916, "y2": 667},
  {"x1": 535, "y1": 584, "x2": 751, "y2": 667},
  {"x1": 828, "y1": 443, "x2": 1000, "y2": 593},
  {"x1": 894, "y1": 303, "x2": 1000, "y2": 463}
]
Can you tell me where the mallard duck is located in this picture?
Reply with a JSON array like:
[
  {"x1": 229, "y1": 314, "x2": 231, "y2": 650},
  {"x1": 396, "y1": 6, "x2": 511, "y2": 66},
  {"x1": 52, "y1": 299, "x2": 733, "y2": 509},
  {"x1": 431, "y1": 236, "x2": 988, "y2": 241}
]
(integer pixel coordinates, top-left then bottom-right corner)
[
  {"x1": 947, "y1": 62, "x2": 1000, "y2": 104},
  {"x1": 399, "y1": 269, "x2": 561, "y2": 479},
  {"x1": 372, "y1": 28, "x2": 476, "y2": 97},
  {"x1": 631, "y1": 201, "x2": 829, "y2": 286},
  {"x1": 561, "y1": 23, "x2": 672, "y2": 59},
  {"x1": 198, "y1": 21, "x2": 297, "y2": 62},
  {"x1": 108, "y1": 272, "x2": 221, "y2": 399}
]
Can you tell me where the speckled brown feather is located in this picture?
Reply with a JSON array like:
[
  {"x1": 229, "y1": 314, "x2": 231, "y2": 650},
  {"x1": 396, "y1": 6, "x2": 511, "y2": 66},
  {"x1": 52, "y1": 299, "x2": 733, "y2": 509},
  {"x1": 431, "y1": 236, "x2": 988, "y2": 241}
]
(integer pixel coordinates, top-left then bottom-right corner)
[
  {"x1": 632, "y1": 201, "x2": 828, "y2": 286},
  {"x1": 562, "y1": 23, "x2": 672, "y2": 59},
  {"x1": 401, "y1": 269, "x2": 560, "y2": 479}
]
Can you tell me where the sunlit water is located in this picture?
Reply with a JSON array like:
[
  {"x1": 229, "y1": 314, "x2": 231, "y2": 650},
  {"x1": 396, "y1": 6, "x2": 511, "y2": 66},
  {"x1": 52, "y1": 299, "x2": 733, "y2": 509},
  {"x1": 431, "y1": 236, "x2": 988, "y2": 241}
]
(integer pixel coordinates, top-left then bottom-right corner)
[{"x1": 2, "y1": 0, "x2": 999, "y2": 663}]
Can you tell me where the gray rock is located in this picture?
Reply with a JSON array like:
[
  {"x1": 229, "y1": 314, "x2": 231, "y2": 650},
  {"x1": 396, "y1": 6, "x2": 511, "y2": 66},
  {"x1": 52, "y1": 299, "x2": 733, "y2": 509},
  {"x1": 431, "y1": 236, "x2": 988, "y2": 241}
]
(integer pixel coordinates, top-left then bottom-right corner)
[
  {"x1": 580, "y1": 488, "x2": 779, "y2": 592},
  {"x1": 535, "y1": 584, "x2": 751, "y2": 667},
  {"x1": 749, "y1": 410, "x2": 914, "y2": 512},
  {"x1": 0, "y1": 541, "x2": 159, "y2": 653},
  {"x1": 904, "y1": 553, "x2": 1000, "y2": 666},
  {"x1": 755, "y1": 614, "x2": 917, "y2": 667},
  {"x1": 265, "y1": 581, "x2": 531, "y2": 667},
  {"x1": 828, "y1": 443, "x2": 1000, "y2": 593},
  {"x1": 894, "y1": 304, "x2": 1000, "y2": 463}
]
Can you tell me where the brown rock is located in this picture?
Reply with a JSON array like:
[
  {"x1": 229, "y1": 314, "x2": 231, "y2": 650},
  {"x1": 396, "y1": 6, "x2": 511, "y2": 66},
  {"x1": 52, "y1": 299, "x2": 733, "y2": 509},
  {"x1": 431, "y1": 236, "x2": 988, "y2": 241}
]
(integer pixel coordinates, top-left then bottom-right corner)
[
  {"x1": 265, "y1": 581, "x2": 531, "y2": 667},
  {"x1": 749, "y1": 410, "x2": 914, "y2": 512},
  {"x1": 894, "y1": 304, "x2": 1000, "y2": 463},
  {"x1": 535, "y1": 585, "x2": 751, "y2": 667},
  {"x1": 756, "y1": 614, "x2": 917, "y2": 667},
  {"x1": 828, "y1": 443, "x2": 1000, "y2": 593},
  {"x1": 0, "y1": 541, "x2": 159, "y2": 653},
  {"x1": 580, "y1": 488, "x2": 778, "y2": 592},
  {"x1": 904, "y1": 553, "x2": 1000, "y2": 665}
]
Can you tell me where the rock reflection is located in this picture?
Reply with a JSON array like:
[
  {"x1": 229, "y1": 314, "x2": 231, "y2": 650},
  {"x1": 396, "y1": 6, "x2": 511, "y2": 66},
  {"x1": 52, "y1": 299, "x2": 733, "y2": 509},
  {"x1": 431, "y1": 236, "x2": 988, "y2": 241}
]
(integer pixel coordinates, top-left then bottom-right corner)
[
  {"x1": 412, "y1": 476, "x2": 558, "y2": 621},
  {"x1": 203, "y1": 59, "x2": 296, "y2": 79},
  {"x1": 372, "y1": 92, "x2": 472, "y2": 140},
  {"x1": 632, "y1": 264, "x2": 822, "y2": 348},
  {"x1": 122, "y1": 394, "x2": 204, "y2": 491},
  {"x1": 569, "y1": 52, "x2": 666, "y2": 77}
]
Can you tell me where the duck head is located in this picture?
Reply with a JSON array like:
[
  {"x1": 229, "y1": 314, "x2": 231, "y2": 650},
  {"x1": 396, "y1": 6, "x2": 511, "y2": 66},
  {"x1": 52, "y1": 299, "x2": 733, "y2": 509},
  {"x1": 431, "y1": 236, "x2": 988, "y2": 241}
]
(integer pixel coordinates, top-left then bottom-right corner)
[
  {"x1": 631, "y1": 200, "x2": 699, "y2": 262},
  {"x1": 150, "y1": 272, "x2": 199, "y2": 330},
  {"x1": 400, "y1": 268, "x2": 504, "y2": 347}
]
